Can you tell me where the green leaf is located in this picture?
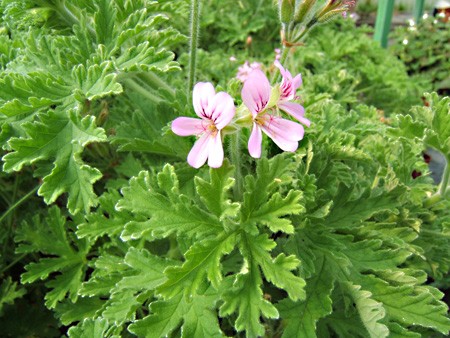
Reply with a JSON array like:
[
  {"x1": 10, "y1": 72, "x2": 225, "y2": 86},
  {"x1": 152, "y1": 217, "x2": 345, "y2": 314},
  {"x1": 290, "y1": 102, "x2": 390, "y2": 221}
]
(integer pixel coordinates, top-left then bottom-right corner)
[
  {"x1": 117, "y1": 168, "x2": 223, "y2": 241},
  {"x1": 68, "y1": 318, "x2": 111, "y2": 338},
  {"x1": 220, "y1": 260, "x2": 279, "y2": 337},
  {"x1": 278, "y1": 255, "x2": 335, "y2": 338},
  {"x1": 116, "y1": 247, "x2": 175, "y2": 292},
  {"x1": 0, "y1": 277, "x2": 26, "y2": 315},
  {"x1": 360, "y1": 274, "x2": 450, "y2": 335},
  {"x1": 15, "y1": 206, "x2": 89, "y2": 308},
  {"x1": 55, "y1": 297, "x2": 104, "y2": 326},
  {"x1": 423, "y1": 93, "x2": 450, "y2": 158},
  {"x1": 343, "y1": 282, "x2": 389, "y2": 338},
  {"x1": 325, "y1": 186, "x2": 404, "y2": 229},
  {"x1": 76, "y1": 190, "x2": 125, "y2": 240},
  {"x1": 247, "y1": 190, "x2": 303, "y2": 234},
  {"x1": 94, "y1": 0, "x2": 116, "y2": 47},
  {"x1": 3, "y1": 110, "x2": 106, "y2": 214},
  {"x1": 241, "y1": 155, "x2": 299, "y2": 234},
  {"x1": 157, "y1": 234, "x2": 236, "y2": 298},
  {"x1": 244, "y1": 234, "x2": 306, "y2": 301},
  {"x1": 129, "y1": 286, "x2": 223, "y2": 338},
  {"x1": 72, "y1": 62, "x2": 123, "y2": 101},
  {"x1": 194, "y1": 160, "x2": 239, "y2": 219},
  {"x1": 0, "y1": 72, "x2": 71, "y2": 117}
]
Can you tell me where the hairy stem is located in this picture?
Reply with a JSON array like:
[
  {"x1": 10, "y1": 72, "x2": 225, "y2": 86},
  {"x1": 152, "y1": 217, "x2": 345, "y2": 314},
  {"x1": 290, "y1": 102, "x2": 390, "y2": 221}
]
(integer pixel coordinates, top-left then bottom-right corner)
[
  {"x1": 187, "y1": 0, "x2": 201, "y2": 96},
  {"x1": 230, "y1": 131, "x2": 243, "y2": 201}
]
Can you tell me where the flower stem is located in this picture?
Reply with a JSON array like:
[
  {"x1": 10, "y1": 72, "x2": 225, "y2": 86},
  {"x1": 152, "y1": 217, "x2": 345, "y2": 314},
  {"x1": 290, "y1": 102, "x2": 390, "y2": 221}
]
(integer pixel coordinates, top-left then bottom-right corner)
[
  {"x1": 188, "y1": 0, "x2": 201, "y2": 97},
  {"x1": 230, "y1": 131, "x2": 243, "y2": 201}
]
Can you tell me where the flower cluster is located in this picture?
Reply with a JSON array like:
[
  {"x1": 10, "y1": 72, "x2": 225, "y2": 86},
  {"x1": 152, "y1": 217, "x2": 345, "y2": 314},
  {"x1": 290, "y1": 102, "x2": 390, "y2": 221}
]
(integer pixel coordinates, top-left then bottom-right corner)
[{"x1": 172, "y1": 62, "x2": 310, "y2": 168}]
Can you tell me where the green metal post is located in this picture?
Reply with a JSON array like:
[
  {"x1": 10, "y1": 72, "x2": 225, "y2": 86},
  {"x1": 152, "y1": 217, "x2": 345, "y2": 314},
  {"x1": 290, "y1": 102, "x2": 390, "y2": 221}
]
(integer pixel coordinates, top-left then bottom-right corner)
[
  {"x1": 374, "y1": 0, "x2": 395, "y2": 48},
  {"x1": 414, "y1": 0, "x2": 425, "y2": 23}
]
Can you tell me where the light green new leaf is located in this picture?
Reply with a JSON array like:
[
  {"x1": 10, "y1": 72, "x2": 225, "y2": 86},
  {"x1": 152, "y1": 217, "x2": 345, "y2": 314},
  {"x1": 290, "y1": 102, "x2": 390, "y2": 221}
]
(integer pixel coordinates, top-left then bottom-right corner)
[
  {"x1": 15, "y1": 206, "x2": 89, "y2": 308},
  {"x1": 157, "y1": 234, "x2": 236, "y2": 298},
  {"x1": 278, "y1": 255, "x2": 335, "y2": 338},
  {"x1": 343, "y1": 282, "x2": 389, "y2": 338},
  {"x1": 195, "y1": 160, "x2": 239, "y2": 219},
  {"x1": 129, "y1": 286, "x2": 223, "y2": 338},
  {"x1": 220, "y1": 260, "x2": 279, "y2": 338},
  {"x1": 3, "y1": 110, "x2": 106, "y2": 214}
]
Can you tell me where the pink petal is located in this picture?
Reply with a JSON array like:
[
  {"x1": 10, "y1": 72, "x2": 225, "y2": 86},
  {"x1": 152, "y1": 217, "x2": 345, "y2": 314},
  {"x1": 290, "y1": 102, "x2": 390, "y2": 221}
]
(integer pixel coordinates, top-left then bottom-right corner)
[
  {"x1": 274, "y1": 60, "x2": 289, "y2": 79},
  {"x1": 207, "y1": 132, "x2": 224, "y2": 168},
  {"x1": 292, "y1": 74, "x2": 302, "y2": 90},
  {"x1": 248, "y1": 123, "x2": 262, "y2": 158},
  {"x1": 187, "y1": 133, "x2": 210, "y2": 168},
  {"x1": 193, "y1": 82, "x2": 215, "y2": 118},
  {"x1": 206, "y1": 92, "x2": 236, "y2": 130},
  {"x1": 241, "y1": 69, "x2": 271, "y2": 115},
  {"x1": 278, "y1": 102, "x2": 311, "y2": 127},
  {"x1": 171, "y1": 117, "x2": 206, "y2": 136},
  {"x1": 261, "y1": 116, "x2": 304, "y2": 152}
]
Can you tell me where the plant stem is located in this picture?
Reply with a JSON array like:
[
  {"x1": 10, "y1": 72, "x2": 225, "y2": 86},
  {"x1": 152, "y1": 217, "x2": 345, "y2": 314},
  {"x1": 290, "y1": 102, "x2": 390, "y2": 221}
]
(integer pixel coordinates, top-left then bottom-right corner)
[
  {"x1": 124, "y1": 78, "x2": 162, "y2": 103},
  {"x1": 0, "y1": 186, "x2": 39, "y2": 226},
  {"x1": 55, "y1": 0, "x2": 95, "y2": 36},
  {"x1": 0, "y1": 253, "x2": 27, "y2": 275},
  {"x1": 230, "y1": 131, "x2": 243, "y2": 201},
  {"x1": 439, "y1": 158, "x2": 449, "y2": 197},
  {"x1": 139, "y1": 72, "x2": 176, "y2": 98},
  {"x1": 187, "y1": 0, "x2": 201, "y2": 97}
]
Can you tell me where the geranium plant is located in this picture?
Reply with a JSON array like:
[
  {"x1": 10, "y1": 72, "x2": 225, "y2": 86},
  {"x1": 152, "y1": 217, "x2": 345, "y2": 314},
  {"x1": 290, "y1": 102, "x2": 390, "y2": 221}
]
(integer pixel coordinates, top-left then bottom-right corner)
[{"x1": 0, "y1": 0, "x2": 449, "y2": 337}]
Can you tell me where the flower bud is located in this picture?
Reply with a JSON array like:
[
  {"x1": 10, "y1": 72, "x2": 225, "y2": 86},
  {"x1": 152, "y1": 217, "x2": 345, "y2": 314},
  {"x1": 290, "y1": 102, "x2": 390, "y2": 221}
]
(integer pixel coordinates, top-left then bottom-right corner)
[
  {"x1": 294, "y1": 0, "x2": 318, "y2": 24},
  {"x1": 279, "y1": 0, "x2": 295, "y2": 24}
]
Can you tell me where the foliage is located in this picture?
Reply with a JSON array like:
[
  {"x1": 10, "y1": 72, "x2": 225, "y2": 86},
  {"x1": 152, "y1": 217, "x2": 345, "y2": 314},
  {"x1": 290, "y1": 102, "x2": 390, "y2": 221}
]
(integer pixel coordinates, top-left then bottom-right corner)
[
  {"x1": 391, "y1": 16, "x2": 450, "y2": 96},
  {"x1": 0, "y1": 0, "x2": 449, "y2": 337}
]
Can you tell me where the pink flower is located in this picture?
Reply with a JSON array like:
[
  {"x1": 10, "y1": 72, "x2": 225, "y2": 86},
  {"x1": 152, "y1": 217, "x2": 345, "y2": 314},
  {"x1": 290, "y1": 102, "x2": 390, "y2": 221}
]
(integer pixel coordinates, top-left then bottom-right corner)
[
  {"x1": 172, "y1": 82, "x2": 235, "y2": 168},
  {"x1": 242, "y1": 70, "x2": 306, "y2": 158},
  {"x1": 274, "y1": 61, "x2": 311, "y2": 127}
]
